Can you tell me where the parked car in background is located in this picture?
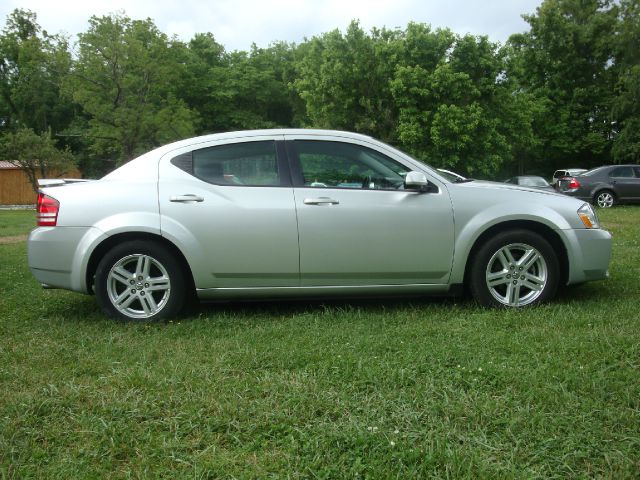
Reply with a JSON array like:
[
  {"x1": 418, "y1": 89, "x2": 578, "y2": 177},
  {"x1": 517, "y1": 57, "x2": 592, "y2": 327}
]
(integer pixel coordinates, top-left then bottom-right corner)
[
  {"x1": 28, "y1": 129, "x2": 612, "y2": 321},
  {"x1": 552, "y1": 168, "x2": 587, "y2": 186},
  {"x1": 556, "y1": 165, "x2": 640, "y2": 208},
  {"x1": 505, "y1": 176, "x2": 555, "y2": 192}
]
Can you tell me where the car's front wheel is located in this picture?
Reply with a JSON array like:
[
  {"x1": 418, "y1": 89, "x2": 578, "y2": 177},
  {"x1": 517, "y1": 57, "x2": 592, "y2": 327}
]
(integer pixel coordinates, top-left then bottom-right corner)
[
  {"x1": 469, "y1": 230, "x2": 560, "y2": 307},
  {"x1": 594, "y1": 190, "x2": 615, "y2": 208},
  {"x1": 95, "y1": 241, "x2": 186, "y2": 321}
]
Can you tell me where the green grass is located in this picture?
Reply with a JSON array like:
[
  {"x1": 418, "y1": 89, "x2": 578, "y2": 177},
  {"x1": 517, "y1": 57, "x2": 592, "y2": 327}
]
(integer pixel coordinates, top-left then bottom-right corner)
[
  {"x1": 1, "y1": 207, "x2": 639, "y2": 478},
  {"x1": 0, "y1": 209, "x2": 35, "y2": 238}
]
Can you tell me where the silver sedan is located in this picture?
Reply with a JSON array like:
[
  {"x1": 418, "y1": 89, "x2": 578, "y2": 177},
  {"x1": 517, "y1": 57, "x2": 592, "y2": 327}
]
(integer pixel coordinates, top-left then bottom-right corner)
[{"x1": 28, "y1": 130, "x2": 612, "y2": 321}]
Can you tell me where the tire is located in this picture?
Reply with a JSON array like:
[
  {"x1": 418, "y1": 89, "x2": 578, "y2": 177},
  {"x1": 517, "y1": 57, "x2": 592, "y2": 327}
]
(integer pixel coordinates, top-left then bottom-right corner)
[
  {"x1": 95, "y1": 240, "x2": 187, "y2": 321},
  {"x1": 469, "y1": 229, "x2": 560, "y2": 308},
  {"x1": 594, "y1": 190, "x2": 615, "y2": 208}
]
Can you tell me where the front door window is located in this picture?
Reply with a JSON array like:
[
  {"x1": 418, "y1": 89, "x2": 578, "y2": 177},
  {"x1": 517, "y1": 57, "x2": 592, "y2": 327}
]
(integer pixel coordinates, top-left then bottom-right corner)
[{"x1": 294, "y1": 140, "x2": 410, "y2": 190}]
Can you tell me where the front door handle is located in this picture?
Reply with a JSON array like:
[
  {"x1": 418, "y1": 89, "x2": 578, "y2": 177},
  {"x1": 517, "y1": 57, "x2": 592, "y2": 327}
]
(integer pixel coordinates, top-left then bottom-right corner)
[
  {"x1": 170, "y1": 194, "x2": 204, "y2": 203},
  {"x1": 304, "y1": 197, "x2": 340, "y2": 206}
]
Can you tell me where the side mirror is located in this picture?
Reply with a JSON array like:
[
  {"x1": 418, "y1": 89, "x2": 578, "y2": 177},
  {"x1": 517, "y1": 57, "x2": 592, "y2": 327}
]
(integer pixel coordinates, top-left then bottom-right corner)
[
  {"x1": 404, "y1": 171, "x2": 428, "y2": 188},
  {"x1": 404, "y1": 171, "x2": 437, "y2": 193}
]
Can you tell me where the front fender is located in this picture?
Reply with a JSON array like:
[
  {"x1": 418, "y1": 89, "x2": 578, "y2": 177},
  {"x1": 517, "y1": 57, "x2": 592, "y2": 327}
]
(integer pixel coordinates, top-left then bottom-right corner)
[{"x1": 450, "y1": 204, "x2": 572, "y2": 284}]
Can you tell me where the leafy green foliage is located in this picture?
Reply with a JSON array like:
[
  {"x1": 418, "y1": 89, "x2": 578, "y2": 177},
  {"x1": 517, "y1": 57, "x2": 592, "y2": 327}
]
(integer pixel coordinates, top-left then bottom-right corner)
[
  {"x1": 176, "y1": 34, "x2": 297, "y2": 135},
  {"x1": 293, "y1": 21, "x2": 403, "y2": 142},
  {"x1": 293, "y1": 22, "x2": 535, "y2": 176},
  {"x1": 611, "y1": 0, "x2": 640, "y2": 162},
  {"x1": 612, "y1": 66, "x2": 640, "y2": 162},
  {"x1": 204, "y1": 45, "x2": 295, "y2": 131},
  {"x1": 392, "y1": 34, "x2": 515, "y2": 176},
  {"x1": 1, "y1": 1, "x2": 638, "y2": 178},
  {"x1": 507, "y1": 0, "x2": 620, "y2": 171},
  {"x1": 0, "y1": 9, "x2": 73, "y2": 136},
  {"x1": 68, "y1": 13, "x2": 196, "y2": 168}
]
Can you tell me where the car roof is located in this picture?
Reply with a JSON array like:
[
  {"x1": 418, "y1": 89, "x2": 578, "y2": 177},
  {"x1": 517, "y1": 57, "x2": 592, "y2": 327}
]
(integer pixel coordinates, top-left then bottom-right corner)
[
  {"x1": 156, "y1": 129, "x2": 375, "y2": 154},
  {"x1": 102, "y1": 129, "x2": 380, "y2": 180},
  {"x1": 586, "y1": 165, "x2": 640, "y2": 172}
]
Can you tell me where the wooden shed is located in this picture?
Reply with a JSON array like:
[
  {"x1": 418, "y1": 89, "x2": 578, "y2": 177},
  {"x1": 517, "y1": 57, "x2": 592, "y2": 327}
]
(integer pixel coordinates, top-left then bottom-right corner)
[{"x1": 0, "y1": 161, "x2": 82, "y2": 205}]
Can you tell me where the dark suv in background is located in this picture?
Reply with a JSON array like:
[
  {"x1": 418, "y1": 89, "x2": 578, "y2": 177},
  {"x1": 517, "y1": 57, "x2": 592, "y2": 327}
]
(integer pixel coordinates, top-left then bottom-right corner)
[{"x1": 557, "y1": 165, "x2": 640, "y2": 208}]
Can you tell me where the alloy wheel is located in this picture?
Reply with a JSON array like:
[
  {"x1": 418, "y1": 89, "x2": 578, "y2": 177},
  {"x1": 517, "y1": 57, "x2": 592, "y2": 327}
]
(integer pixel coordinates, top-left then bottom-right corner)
[
  {"x1": 596, "y1": 192, "x2": 614, "y2": 208},
  {"x1": 485, "y1": 243, "x2": 548, "y2": 306},
  {"x1": 106, "y1": 254, "x2": 171, "y2": 319}
]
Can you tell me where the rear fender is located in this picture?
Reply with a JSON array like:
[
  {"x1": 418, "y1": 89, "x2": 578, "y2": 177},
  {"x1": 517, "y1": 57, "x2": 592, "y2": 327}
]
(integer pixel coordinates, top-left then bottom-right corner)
[
  {"x1": 76, "y1": 212, "x2": 162, "y2": 292},
  {"x1": 158, "y1": 215, "x2": 209, "y2": 288}
]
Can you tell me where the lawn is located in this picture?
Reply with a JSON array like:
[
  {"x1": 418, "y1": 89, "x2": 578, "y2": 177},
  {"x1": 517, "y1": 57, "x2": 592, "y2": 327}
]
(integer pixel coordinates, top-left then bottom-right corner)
[
  {"x1": 1, "y1": 208, "x2": 638, "y2": 478},
  {"x1": 0, "y1": 209, "x2": 34, "y2": 239}
]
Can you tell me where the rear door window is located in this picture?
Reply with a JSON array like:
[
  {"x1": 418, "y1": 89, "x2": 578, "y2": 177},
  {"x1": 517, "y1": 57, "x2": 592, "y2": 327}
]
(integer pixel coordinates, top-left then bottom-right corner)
[
  {"x1": 609, "y1": 167, "x2": 634, "y2": 178},
  {"x1": 171, "y1": 141, "x2": 283, "y2": 186}
]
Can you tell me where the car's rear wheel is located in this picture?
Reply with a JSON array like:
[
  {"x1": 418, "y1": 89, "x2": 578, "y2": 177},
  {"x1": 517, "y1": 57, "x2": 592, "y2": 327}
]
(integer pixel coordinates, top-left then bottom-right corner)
[
  {"x1": 594, "y1": 190, "x2": 615, "y2": 208},
  {"x1": 95, "y1": 241, "x2": 186, "y2": 321},
  {"x1": 469, "y1": 230, "x2": 560, "y2": 307}
]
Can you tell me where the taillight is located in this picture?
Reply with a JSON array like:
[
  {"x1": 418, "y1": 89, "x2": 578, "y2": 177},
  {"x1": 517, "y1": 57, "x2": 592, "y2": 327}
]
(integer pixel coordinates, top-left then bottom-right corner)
[
  {"x1": 568, "y1": 177, "x2": 581, "y2": 189},
  {"x1": 37, "y1": 193, "x2": 60, "y2": 226}
]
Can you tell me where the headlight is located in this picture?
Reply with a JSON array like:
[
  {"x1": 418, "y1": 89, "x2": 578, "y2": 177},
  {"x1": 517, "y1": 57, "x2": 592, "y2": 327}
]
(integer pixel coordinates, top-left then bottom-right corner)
[{"x1": 577, "y1": 203, "x2": 600, "y2": 229}]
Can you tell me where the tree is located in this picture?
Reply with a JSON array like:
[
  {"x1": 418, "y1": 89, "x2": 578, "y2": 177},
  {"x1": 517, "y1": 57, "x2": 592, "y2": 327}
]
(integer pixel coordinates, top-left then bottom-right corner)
[
  {"x1": 391, "y1": 32, "x2": 519, "y2": 176},
  {"x1": 293, "y1": 21, "x2": 403, "y2": 142},
  {"x1": 68, "y1": 14, "x2": 196, "y2": 171},
  {"x1": 177, "y1": 32, "x2": 226, "y2": 134},
  {"x1": 0, "y1": 9, "x2": 73, "y2": 135},
  {"x1": 176, "y1": 35, "x2": 296, "y2": 135},
  {"x1": 612, "y1": 66, "x2": 640, "y2": 162},
  {"x1": 3, "y1": 5, "x2": 633, "y2": 178},
  {"x1": 507, "y1": 0, "x2": 619, "y2": 170},
  {"x1": 0, "y1": 128, "x2": 76, "y2": 192},
  {"x1": 611, "y1": 0, "x2": 640, "y2": 162},
  {"x1": 205, "y1": 44, "x2": 295, "y2": 131}
]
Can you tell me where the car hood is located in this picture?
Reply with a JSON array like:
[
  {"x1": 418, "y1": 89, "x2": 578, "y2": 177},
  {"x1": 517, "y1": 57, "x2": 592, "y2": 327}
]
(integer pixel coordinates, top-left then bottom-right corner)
[
  {"x1": 458, "y1": 180, "x2": 562, "y2": 196},
  {"x1": 446, "y1": 179, "x2": 588, "y2": 232}
]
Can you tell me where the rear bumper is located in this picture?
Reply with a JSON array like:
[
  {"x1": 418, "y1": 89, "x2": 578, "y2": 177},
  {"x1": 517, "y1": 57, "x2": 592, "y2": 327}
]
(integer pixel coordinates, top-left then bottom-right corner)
[
  {"x1": 562, "y1": 228, "x2": 612, "y2": 285},
  {"x1": 28, "y1": 226, "x2": 106, "y2": 293}
]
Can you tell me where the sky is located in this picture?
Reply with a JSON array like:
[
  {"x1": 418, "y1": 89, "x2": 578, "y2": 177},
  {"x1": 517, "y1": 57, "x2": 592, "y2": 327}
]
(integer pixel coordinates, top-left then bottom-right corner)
[{"x1": 0, "y1": 0, "x2": 544, "y2": 51}]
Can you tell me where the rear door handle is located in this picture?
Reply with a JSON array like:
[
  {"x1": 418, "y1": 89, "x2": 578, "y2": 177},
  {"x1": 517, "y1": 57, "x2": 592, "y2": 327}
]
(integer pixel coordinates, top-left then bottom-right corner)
[
  {"x1": 304, "y1": 197, "x2": 340, "y2": 206},
  {"x1": 170, "y1": 194, "x2": 204, "y2": 203}
]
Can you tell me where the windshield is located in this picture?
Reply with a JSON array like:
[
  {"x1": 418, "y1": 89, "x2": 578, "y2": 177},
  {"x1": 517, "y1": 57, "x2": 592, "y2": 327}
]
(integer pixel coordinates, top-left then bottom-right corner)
[
  {"x1": 437, "y1": 170, "x2": 459, "y2": 182},
  {"x1": 436, "y1": 169, "x2": 470, "y2": 183},
  {"x1": 520, "y1": 177, "x2": 549, "y2": 187}
]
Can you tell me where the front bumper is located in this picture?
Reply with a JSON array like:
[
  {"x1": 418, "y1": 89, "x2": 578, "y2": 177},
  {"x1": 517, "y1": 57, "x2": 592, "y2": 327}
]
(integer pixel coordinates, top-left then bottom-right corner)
[{"x1": 562, "y1": 228, "x2": 612, "y2": 285}]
